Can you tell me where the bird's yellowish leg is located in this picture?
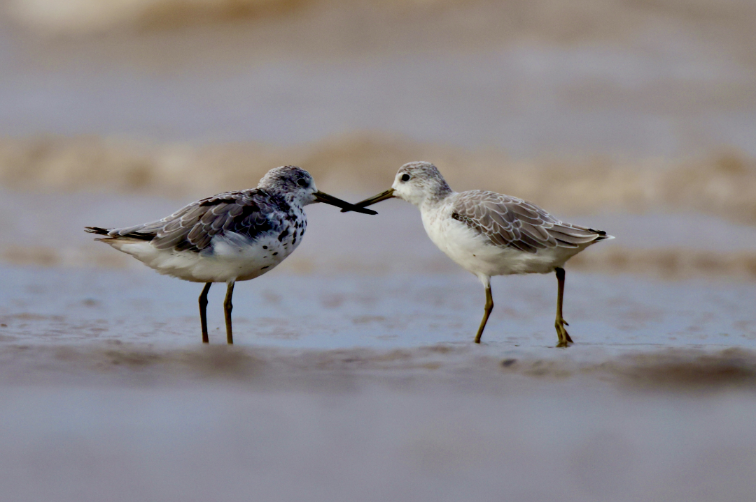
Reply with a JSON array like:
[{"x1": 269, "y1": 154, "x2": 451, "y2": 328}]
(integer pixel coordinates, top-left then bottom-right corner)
[
  {"x1": 474, "y1": 282, "x2": 494, "y2": 344},
  {"x1": 554, "y1": 267, "x2": 573, "y2": 348},
  {"x1": 199, "y1": 282, "x2": 212, "y2": 344},
  {"x1": 224, "y1": 282, "x2": 235, "y2": 345}
]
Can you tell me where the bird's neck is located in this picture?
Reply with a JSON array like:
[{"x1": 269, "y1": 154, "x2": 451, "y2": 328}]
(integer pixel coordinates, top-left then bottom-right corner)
[
  {"x1": 420, "y1": 189, "x2": 454, "y2": 213},
  {"x1": 263, "y1": 188, "x2": 303, "y2": 213}
]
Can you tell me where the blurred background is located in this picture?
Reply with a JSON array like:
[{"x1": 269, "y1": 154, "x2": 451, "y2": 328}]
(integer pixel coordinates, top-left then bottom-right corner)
[
  {"x1": 2, "y1": 1, "x2": 756, "y2": 500},
  {"x1": 0, "y1": 0, "x2": 755, "y2": 276}
]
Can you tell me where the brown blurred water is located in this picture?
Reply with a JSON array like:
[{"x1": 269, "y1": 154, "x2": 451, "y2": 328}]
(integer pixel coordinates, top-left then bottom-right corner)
[
  {"x1": 1, "y1": 1, "x2": 756, "y2": 225},
  {"x1": 1, "y1": 0, "x2": 755, "y2": 157}
]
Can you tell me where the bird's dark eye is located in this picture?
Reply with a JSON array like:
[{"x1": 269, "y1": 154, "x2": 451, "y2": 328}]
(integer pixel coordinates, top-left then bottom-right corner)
[
  {"x1": 401, "y1": 174, "x2": 411, "y2": 182},
  {"x1": 297, "y1": 178, "x2": 309, "y2": 188}
]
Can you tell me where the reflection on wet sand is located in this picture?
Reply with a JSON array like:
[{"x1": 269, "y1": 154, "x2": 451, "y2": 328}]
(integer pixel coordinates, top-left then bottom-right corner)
[
  {"x1": 2, "y1": 265, "x2": 754, "y2": 351},
  {"x1": 4, "y1": 337, "x2": 756, "y2": 390},
  {"x1": 1, "y1": 263, "x2": 756, "y2": 500}
]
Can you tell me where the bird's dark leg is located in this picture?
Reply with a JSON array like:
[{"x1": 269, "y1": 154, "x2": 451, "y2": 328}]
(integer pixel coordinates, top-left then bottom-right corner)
[
  {"x1": 199, "y1": 282, "x2": 212, "y2": 344},
  {"x1": 554, "y1": 267, "x2": 573, "y2": 348},
  {"x1": 474, "y1": 279, "x2": 494, "y2": 344},
  {"x1": 224, "y1": 282, "x2": 235, "y2": 345}
]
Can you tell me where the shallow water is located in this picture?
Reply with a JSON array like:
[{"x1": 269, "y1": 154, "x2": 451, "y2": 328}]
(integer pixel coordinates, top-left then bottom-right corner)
[
  {"x1": 2, "y1": 265, "x2": 756, "y2": 351},
  {"x1": 1, "y1": 263, "x2": 756, "y2": 500}
]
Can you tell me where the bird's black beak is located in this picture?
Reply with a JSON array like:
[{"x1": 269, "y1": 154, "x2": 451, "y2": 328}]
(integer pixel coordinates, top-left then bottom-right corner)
[
  {"x1": 314, "y1": 191, "x2": 377, "y2": 215},
  {"x1": 340, "y1": 189, "x2": 395, "y2": 213}
]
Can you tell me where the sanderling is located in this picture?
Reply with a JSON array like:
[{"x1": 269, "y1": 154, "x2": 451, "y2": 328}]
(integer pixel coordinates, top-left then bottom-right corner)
[
  {"x1": 86, "y1": 165, "x2": 376, "y2": 344},
  {"x1": 348, "y1": 161, "x2": 613, "y2": 347}
]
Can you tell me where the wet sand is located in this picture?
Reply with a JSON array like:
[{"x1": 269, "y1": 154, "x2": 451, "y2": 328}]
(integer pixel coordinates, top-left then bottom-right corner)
[
  {"x1": 0, "y1": 180, "x2": 754, "y2": 501},
  {"x1": 3, "y1": 361, "x2": 756, "y2": 501},
  {"x1": 2, "y1": 256, "x2": 756, "y2": 499}
]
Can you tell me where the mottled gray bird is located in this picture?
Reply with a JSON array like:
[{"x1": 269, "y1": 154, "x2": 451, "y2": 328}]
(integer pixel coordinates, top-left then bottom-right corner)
[
  {"x1": 349, "y1": 161, "x2": 613, "y2": 347},
  {"x1": 87, "y1": 166, "x2": 376, "y2": 344}
]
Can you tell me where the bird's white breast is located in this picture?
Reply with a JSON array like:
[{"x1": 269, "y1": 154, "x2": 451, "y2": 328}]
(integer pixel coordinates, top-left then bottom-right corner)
[
  {"x1": 111, "y1": 229, "x2": 301, "y2": 283},
  {"x1": 420, "y1": 200, "x2": 581, "y2": 277}
]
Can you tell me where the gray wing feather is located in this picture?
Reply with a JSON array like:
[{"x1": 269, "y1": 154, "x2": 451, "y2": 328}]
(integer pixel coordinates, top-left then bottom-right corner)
[{"x1": 452, "y1": 191, "x2": 605, "y2": 253}]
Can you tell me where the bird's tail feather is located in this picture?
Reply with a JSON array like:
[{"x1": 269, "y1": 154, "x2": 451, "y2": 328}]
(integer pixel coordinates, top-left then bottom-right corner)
[
  {"x1": 85, "y1": 226, "x2": 156, "y2": 242},
  {"x1": 85, "y1": 226, "x2": 110, "y2": 236}
]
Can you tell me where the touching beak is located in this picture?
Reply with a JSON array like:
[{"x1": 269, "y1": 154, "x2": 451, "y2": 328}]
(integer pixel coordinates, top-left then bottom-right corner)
[
  {"x1": 340, "y1": 188, "x2": 395, "y2": 213},
  {"x1": 314, "y1": 191, "x2": 378, "y2": 215}
]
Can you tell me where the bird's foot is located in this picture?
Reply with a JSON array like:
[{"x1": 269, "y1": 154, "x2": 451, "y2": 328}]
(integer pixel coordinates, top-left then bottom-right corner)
[{"x1": 554, "y1": 318, "x2": 573, "y2": 348}]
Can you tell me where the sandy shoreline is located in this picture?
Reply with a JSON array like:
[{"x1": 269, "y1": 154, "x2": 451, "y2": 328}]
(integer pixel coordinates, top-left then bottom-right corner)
[
  {"x1": 2, "y1": 262, "x2": 756, "y2": 499},
  {"x1": 2, "y1": 343, "x2": 756, "y2": 500}
]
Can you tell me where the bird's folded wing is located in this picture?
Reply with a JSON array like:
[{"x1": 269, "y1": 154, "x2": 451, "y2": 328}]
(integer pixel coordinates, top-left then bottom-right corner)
[
  {"x1": 108, "y1": 190, "x2": 281, "y2": 253},
  {"x1": 451, "y1": 191, "x2": 603, "y2": 254}
]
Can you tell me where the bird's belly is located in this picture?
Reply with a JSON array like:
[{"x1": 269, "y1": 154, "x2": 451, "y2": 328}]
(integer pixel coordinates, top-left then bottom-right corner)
[
  {"x1": 427, "y1": 220, "x2": 577, "y2": 276},
  {"x1": 114, "y1": 232, "x2": 298, "y2": 283}
]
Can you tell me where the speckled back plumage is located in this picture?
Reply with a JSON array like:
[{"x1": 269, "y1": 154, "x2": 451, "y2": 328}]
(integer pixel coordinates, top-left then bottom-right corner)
[
  {"x1": 87, "y1": 165, "x2": 311, "y2": 255},
  {"x1": 99, "y1": 188, "x2": 306, "y2": 254}
]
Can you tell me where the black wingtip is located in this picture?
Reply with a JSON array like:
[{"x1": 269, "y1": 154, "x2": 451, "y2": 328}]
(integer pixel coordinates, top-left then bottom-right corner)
[
  {"x1": 85, "y1": 226, "x2": 110, "y2": 236},
  {"x1": 589, "y1": 228, "x2": 614, "y2": 241}
]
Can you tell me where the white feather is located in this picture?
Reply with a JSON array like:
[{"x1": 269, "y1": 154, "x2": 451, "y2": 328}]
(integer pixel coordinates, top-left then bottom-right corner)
[{"x1": 106, "y1": 231, "x2": 297, "y2": 283}]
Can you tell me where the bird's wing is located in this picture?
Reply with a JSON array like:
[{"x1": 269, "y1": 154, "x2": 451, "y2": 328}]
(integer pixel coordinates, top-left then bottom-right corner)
[
  {"x1": 109, "y1": 189, "x2": 284, "y2": 252},
  {"x1": 450, "y1": 191, "x2": 605, "y2": 253}
]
